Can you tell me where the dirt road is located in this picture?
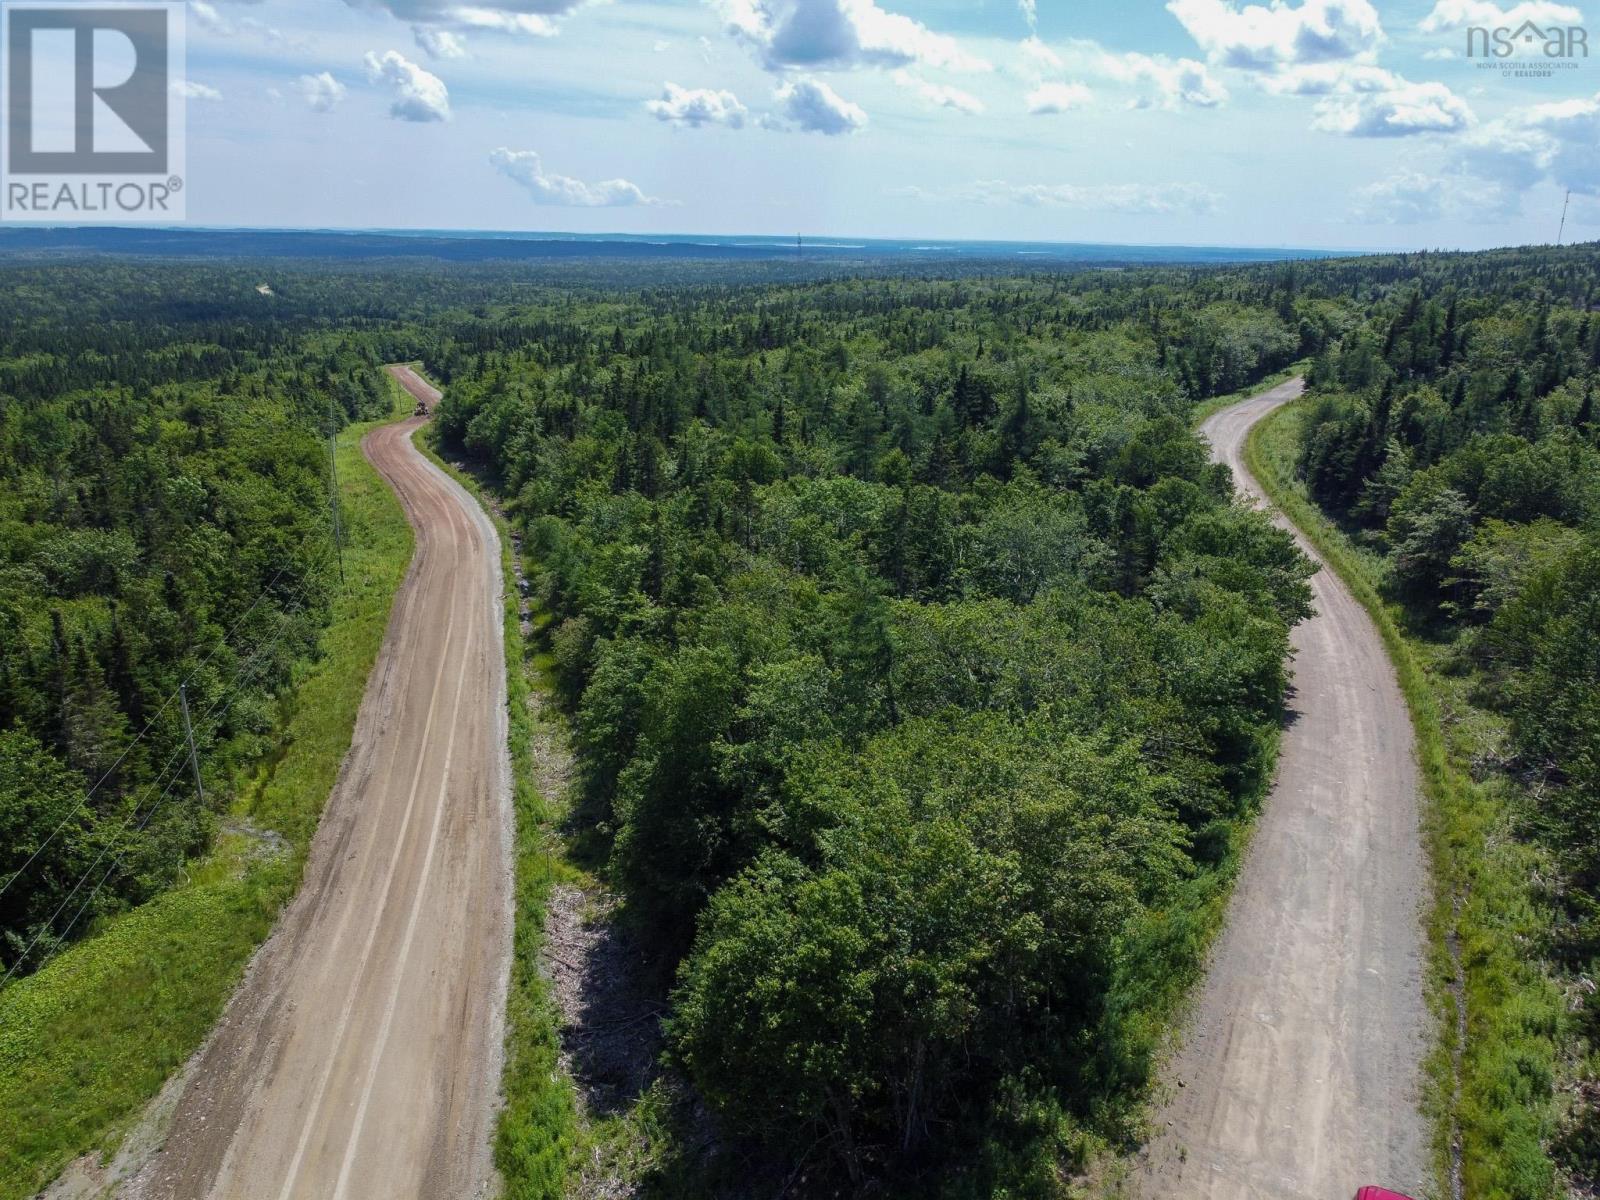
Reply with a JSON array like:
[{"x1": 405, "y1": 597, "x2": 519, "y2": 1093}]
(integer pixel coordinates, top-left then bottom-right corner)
[
  {"x1": 389, "y1": 364, "x2": 440, "y2": 412},
  {"x1": 1132, "y1": 379, "x2": 1431, "y2": 1200},
  {"x1": 128, "y1": 368, "x2": 511, "y2": 1200}
]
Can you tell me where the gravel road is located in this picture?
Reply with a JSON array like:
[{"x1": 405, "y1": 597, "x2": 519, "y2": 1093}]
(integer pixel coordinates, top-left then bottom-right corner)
[
  {"x1": 126, "y1": 368, "x2": 512, "y2": 1200},
  {"x1": 1132, "y1": 379, "x2": 1432, "y2": 1200}
]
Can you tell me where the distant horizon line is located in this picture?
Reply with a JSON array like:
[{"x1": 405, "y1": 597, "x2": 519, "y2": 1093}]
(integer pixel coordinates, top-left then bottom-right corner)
[
  {"x1": 2, "y1": 224, "x2": 1592, "y2": 261},
  {"x1": 3, "y1": 223, "x2": 1387, "y2": 256},
  {"x1": 189, "y1": 225, "x2": 1359, "y2": 254}
]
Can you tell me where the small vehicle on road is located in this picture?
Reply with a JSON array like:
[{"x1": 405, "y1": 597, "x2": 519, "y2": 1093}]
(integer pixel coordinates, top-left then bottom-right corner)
[{"x1": 1355, "y1": 1189, "x2": 1417, "y2": 1200}]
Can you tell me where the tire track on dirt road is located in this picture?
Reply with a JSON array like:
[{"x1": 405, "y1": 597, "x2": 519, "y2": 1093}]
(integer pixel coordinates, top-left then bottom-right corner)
[
  {"x1": 127, "y1": 368, "x2": 512, "y2": 1200},
  {"x1": 1131, "y1": 379, "x2": 1431, "y2": 1200}
]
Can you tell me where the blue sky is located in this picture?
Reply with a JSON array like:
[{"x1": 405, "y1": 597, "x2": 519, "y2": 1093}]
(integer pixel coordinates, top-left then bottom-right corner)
[{"x1": 176, "y1": 0, "x2": 1600, "y2": 249}]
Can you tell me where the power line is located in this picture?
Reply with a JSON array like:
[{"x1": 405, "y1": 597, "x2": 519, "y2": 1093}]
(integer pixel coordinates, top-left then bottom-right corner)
[
  {"x1": 5, "y1": 743, "x2": 198, "y2": 986},
  {"x1": 1, "y1": 412, "x2": 352, "y2": 979},
  {"x1": 0, "y1": 546, "x2": 334, "y2": 905},
  {"x1": 0, "y1": 518, "x2": 347, "y2": 902},
  {"x1": 3, "y1": 409, "x2": 353, "y2": 901},
  {"x1": 330, "y1": 432, "x2": 347, "y2": 585},
  {"x1": 0, "y1": 587, "x2": 324, "y2": 988},
  {"x1": 9, "y1": 738, "x2": 209, "y2": 990},
  {"x1": 328, "y1": 396, "x2": 346, "y2": 585},
  {"x1": 48, "y1": 773, "x2": 188, "y2": 961},
  {"x1": 180, "y1": 684, "x2": 205, "y2": 809},
  {"x1": 47, "y1": 645, "x2": 290, "y2": 965}
]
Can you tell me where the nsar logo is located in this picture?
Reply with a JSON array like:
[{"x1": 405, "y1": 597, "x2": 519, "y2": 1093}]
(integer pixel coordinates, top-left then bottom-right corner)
[{"x1": 1467, "y1": 20, "x2": 1588, "y2": 72}]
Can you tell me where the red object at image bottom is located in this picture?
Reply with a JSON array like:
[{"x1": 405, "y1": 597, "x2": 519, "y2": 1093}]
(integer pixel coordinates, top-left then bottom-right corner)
[{"x1": 1355, "y1": 1189, "x2": 1417, "y2": 1200}]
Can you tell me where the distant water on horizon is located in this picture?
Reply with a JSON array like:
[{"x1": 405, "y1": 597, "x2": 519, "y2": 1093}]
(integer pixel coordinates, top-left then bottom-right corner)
[
  {"x1": 359, "y1": 228, "x2": 1351, "y2": 264},
  {"x1": 0, "y1": 224, "x2": 1358, "y2": 265}
]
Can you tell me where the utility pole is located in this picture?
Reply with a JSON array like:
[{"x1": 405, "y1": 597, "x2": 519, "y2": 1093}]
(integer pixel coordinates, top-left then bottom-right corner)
[
  {"x1": 326, "y1": 395, "x2": 346, "y2": 585},
  {"x1": 329, "y1": 432, "x2": 346, "y2": 585},
  {"x1": 179, "y1": 684, "x2": 204, "y2": 808},
  {"x1": 1559, "y1": 189, "x2": 1572, "y2": 247}
]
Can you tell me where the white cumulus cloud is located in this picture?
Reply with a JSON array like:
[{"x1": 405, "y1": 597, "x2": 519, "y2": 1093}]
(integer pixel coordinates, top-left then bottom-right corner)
[
  {"x1": 414, "y1": 25, "x2": 467, "y2": 58},
  {"x1": 1020, "y1": 35, "x2": 1063, "y2": 70},
  {"x1": 894, "y1": 70, "x2": 985, "y2": 113},
  {"x1": 172, "y1": 80, "x2": 222, "y2": 101},
  {"x1": 189, "y1": 1, "x2": 226, "y2": 33},
  {"x1": 1259, "y1": 62, "x2": 1399, "y2": 94},
  {"x1": 489, "y1": 148, "x2": 661, "y2": 206},
  {"x1": 959, "y1": 179, "x2": 1223, "y2": 214},
  {"x1": 1349, "y1": 168, "x2": 1522, "y2": 222},
  {"x1": 364, "y1": 50, "x2": 450, "y2": 121},
  {"x1": 1519, "y1": 92, "x2": 1600, "y2": 194},
  {"x1": 720, "y1": 0, "x2": 988, "y2": 72},
  {"x1": 770, "y1": 76, "x2": 868, "y2": 133},
  {"x1": 297, "y1": 71, "x2": 347, "y2": 112},
  {"x1": 188, "y1": 0, "x2": 300, "y2": 48},
  {"x1": 1022, "y1": 40, "x2": 1226, "y2": 110},
  {"x1": 1168, "y1": 0, "x2": 1386, "y2": 70},
  {"x1": 1418, "y1": 0, "x2": 1584, "y2": 32},
  {"x1": 447, "y1": 6, "x2": 559, "y2": 35},
  {"x1": 1101, "y1": 51, "x2": 1229, "y2": 108},
  {"x1": 1312, "y1": 77, "x2": 1474, "y2": 136},
  {"x1": 1027, "y1": 81, "x2": 1093, "y2": 113},
  {"x1": 343, "y1": 0, "x2": 583, "y2": 39},
  {"x1": 1351, "y1": 172, "x2": 1451, "y2": 222},
  {"x1": 1447, "y1": 90, "x2": 1600, "y2": 207},
  {"x1": 646, "y1": 82, "x2": 749, "y2": 127}
]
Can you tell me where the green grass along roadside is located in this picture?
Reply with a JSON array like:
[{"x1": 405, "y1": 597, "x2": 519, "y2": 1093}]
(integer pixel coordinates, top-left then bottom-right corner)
[
  {"x1": 412, "y1": 409, "x2": 580, "y2": 1200},
  {"x1": 0, "y1": 393, "x2": 415, "y2": 1200},
  {"x1": 1247, "y1": 398, "x2": 1564, "y2": 1200}
]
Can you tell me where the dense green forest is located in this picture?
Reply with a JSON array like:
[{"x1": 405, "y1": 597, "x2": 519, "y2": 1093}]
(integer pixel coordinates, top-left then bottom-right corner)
[
  {"x1": 4, "y1": 245, "x2": 1599, "y2": 1198},
  {"x1": 1279, "y1": 248, "x2": 1600, "y2": 1191},
  {"x1": 417, "y1": 247, "x2": 1600, "y2": 1195},
  {"x1": 0, "y1": 266, "x2": 392, "y2": 976},
  {"x1": 424, "y1": 271, "x2": 1321, "y2": 1190}
]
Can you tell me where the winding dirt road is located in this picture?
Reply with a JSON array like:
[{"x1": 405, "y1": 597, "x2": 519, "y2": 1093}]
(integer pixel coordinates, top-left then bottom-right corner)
[
  {"x1": 1132, "y1": 379, "x2": 1431, "y2": 1200},
  {"x1": 128, "y1": 367, "x2": 512, "y2": 1200}
]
